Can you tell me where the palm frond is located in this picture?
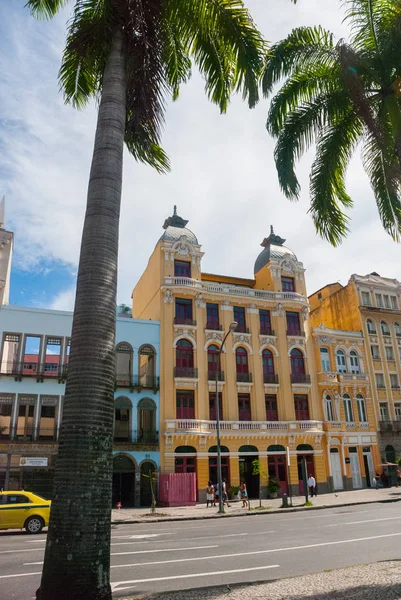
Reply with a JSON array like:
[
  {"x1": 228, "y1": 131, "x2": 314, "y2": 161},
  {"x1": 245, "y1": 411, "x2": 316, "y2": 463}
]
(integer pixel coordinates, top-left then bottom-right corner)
[
  {"x1": 343, "y1": 0, "x2": 401, "y2": 53},
  {"x1": 363, "y1": 126, "x2": 401, "y2": 241},
  {"x1": 273, "y1": 90, "x2": 352, "y2": 200},
  {"x1": 25, "y1": 0, "x2": 68, "y2": 19},
  {"x1": 309, "y1": 112, "x2": 363, "y2": 245},
  {"x1": 167, "y1": 0, "x2": 265, "y2": 110},
  {"x1": 162, "y1": 19, "x2": 192, "y2": 100},
  {"x1": 268, "y1": 64, "x2": 341, "y2": 136},
  {"x1": 262, "y1": 26, "x2": 336, "y2": 96}
]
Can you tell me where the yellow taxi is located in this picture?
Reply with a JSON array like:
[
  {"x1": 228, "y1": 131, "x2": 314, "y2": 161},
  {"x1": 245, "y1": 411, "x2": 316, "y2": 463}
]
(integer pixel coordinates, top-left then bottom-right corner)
[{"x1": 0, "y1": 491, "x2": 51, "y2": 533}]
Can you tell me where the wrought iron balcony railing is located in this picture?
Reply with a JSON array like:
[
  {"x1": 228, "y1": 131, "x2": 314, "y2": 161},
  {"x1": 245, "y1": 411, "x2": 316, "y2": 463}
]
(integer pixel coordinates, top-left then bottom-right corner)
[
  {"x1": 236, "y1": 372, "x2": 253, "y2": 383},
  {"x1": 291, "y1": 373, "x2": 311, "y2": 384},
  {"x1": 174, "y1": 367, "x2": 198, "y2": 378},
  {"x1": 207, "y1": 370, "x2": 225, "y2": 382},
  {"x1": 205, "y1": 321, "x2": 222, "y2": 331},
  {"x1": 260, "y1": 326, "x2": 275, "y2": 336},
  {"x1": 174, "y1": 316, "x2": 197, "y2": 326},
  {"x1": 263, "y1": 372, "x2": 279, "y2": 384}
]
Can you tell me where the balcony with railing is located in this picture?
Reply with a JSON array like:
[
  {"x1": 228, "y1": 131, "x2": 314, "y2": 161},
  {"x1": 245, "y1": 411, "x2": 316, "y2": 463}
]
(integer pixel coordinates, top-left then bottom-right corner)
[
  {"x1": 174, "y1": 367, "x2": 198, "y2": 379},
  {"x1": 207, "y1": 370, "x2": 225, "y2": 382},
  {"x1": 0, "y1": 361, "x2": 69, "y2": 381},
  {"x1": 205, "y1": 321, "x2": 222, "y2": 331},
  {"x1": 236, "y1": 372, "x2": 253, "y2": 383},
  {"x1": 235, "y1": 325, "x2": 250, "y2": 334},
  {"x1": 260, "y1": 326, "x2": 275, "y2": 336},
  {"x1": 163, "y1": 276, "x2": 308, "y2": 305},
  {"x1": 317, "y1": 372, "x2": 338, "y2": 384},
  {"x1": 165, "y1": 419, "x2": 323, "y2": 434},
  {"x1": 113, "y1": 430, "x2": 159, "y2": 446},
  {"x1": 287, "y1": 329, "x2": 305, "y2": 337},
  {"x1": 379, "y1": 420, "x2": 401, "y2": 433},
  {"x1": 263, "y1": 373, "x2": 279, "y2": 384},
  {"x1": 291, "y1": 373, "x2": 311, "y2": 384},
  {"x1": 338, "y1": 372, "x2": 368, "y2": 382},
  {"x1": 174, "y1": 316, "x2": 197, "y2": 326},
  {"x1": 4, "y1": 427, "x2": 59, "y2": 442}
]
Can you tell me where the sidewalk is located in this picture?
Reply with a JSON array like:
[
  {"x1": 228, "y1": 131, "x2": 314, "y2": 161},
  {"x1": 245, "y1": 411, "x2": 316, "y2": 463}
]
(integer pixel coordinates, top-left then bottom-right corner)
[
  {"x1": 123, "y1": 561, "x2": 401, "y2": 600},
  {"x1": 111, "y1": 487, "x2": 401, "y2": 524}
]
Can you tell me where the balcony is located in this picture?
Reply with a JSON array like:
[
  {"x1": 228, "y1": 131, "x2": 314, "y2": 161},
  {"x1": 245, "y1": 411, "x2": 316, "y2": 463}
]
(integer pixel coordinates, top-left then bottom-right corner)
[
  {"x1": 174, "y1": 316, "x2": 197, "y2": 326},
  {"x1": 132, "y1": 375, "x2": 160, "y2": 390},
  {"x1": 260, "y1": 326, "x2": 275, "y2": 336},
  {"x1": 207, "y1": 370, "x2": 225, "y2": 382},
  {"x1": 174, "y1": 367, "x2": 198, "y2": 378},
  {"x1": 338, "y1": 372, "x2": 368, "y2": 382},
  {"x1": 287, "y1": 329, "x2": 305, "y2": 337},
  {"x1": 263, "y1": 373, "x2": 279, "y2": 384},
  {"x1": 379, "y1": 420, "x2": 394, "y2": 432},
  {"x1": 9, "y1": 427, "x2": 59, "y2": 442},
  {"x1": 235, "y1": 325, "x2": 250, "y2": 334},
  {"x1": 291, "y1": 373, "x2": 311, "y2": 384},
  {"x1": 165, "y1": 419, "x2": 323, "y2": 434},
  {"x1": 236, "y1": 372, "x2": 253, "y2": 383},
  {"x1": 323, "y1": 421, "x2": 343, "y2": 432},
  {"x1": 205, "y1": 321, "x2": 222, "y2": 331},
  {"x1": 163, "y1": 276, "x2": 308, "y2": 305},
  {"x1": 317, "y1": 372, "x2": 338, "y2": 384},
  {"x1": 113, "y1": 430, "x2": 159, "y2": 447},
  {"x1": 0, "y1": 361, "x2": 68, "y2": 381}
]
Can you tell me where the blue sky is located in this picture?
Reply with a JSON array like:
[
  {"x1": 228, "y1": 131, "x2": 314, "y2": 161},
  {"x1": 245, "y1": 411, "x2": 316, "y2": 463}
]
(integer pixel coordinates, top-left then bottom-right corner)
[{"x1": 2, "y1": 0, "x2": 401, "y2": 311}]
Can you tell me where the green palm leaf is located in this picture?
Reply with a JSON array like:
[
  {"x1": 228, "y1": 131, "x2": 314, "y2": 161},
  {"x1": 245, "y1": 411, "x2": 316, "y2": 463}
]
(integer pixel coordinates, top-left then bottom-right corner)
[{"x1": 25, "y1": 0, "x2": 68, "y2": 19}]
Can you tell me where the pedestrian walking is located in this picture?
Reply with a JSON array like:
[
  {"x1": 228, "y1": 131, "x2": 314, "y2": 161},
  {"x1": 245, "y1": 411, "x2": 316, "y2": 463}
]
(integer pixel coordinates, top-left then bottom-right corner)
[
  {"x1": 240, "y1": 480, "x2": 249, "y2": 509},
  {"x1": 307, "y1": 474, "x2": 317, "y2": 497},
  {"x1": 374, "y1": 472, "x2": 383, "y2": 489},
  {"x1": 206, "y1": 481, "x2": 214, "y2": 508},
  {"x1": 222, "y1": 478, "x2": 230, "y2": 507},
  {"x1": 214, "y1": 482, "x2": 219, "y2": 506}
]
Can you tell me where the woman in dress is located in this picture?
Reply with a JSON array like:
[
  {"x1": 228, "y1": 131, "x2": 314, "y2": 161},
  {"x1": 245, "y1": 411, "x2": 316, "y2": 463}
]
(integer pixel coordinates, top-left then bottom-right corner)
[{"x1": 206, "y1": 481, "x2": 214, "y2": 508}]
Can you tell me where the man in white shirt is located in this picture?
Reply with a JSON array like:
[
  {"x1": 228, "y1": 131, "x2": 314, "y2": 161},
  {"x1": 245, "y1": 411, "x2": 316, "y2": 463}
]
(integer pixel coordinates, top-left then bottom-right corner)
[{"x1": 307, "y1": 474, "x2": 317, "y2": 497}]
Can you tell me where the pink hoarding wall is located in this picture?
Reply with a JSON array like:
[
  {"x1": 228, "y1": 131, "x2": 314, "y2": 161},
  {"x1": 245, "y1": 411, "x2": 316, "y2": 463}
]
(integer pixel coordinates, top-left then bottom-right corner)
[{"x1": 159, "y1": 473, "x2": 197, "y2": 506}]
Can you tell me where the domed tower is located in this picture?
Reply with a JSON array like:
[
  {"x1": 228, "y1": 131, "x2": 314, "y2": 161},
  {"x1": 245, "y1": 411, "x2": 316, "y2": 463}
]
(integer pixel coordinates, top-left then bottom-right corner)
[{"x1": 254, "y1": 226, "x2": 306, "y2": 297}]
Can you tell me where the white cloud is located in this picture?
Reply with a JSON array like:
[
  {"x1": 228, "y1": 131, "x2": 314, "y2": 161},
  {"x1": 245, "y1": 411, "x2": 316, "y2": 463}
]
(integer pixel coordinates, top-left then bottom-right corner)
[{"x1": 1, "y1": 0, "x2": 400, "y2": 309}]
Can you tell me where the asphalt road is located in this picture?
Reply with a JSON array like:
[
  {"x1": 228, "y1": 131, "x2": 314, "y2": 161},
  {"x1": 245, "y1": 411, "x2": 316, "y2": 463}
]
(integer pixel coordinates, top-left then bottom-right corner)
[{"x1": 1, "y1": 502, "x2": 401, "y2": 599}]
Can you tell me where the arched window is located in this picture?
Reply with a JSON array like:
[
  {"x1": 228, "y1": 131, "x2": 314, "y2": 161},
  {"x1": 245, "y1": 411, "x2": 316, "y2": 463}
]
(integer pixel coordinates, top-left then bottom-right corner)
[
  {"x1": 343, "y1": 393, "x2": 354, "y2": 423},
  {"x1": 262, "y1": 349, "x2": 276, "y2": 383},
  {"x1": 207, "y1": 344, "x2": 220, "y2": 379},
  {"x1": 395, "y1": 322, "x2": 401, "y2": 337},
  {"x1": 138, "y1": 345, "x2": 156, "y2": 387},
  {"x1": 115, "y1": 342, "x2": 133, "y2": 387},
  {"x1": 350, "y1": 351, "x2": 360, "y2": 374},
  {"x1": 367, "y1": 319, "x2": 376, "y2": 334},
  {"x1": 381, "y1": 320, "x2": 390, "y2": 335},
  {"x1": 325, "y1": 395, "x2": 334, "y2": 421},
  {"x1": 290, "y1": 348, "x2": 305, "y2": 376},
  {"x1": 114, "y1": 397, "x2": 132, "y2": 442},
  {"x1": 137, "y1": 398, "x2": 156, "y2": 443},
  {"x1": 175, "y1": 340, "x2": 194, "y2": 377},
  {"x1": 320, "y1": 348, "x2": 330, "y2": 372},
  {"x1": 356, "y1": 394, "x2": 367, "y2": 423},
  {"x1": 236, "y1": 347, "x2": 249, "y2": 382},
  {"x1": 336, "y1": 349, "x2": 346, "y2": 373}
]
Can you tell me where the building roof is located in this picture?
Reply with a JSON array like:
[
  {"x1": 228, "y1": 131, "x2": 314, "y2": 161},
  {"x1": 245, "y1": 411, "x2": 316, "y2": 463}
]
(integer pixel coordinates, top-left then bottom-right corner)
[
  {"x1": 254, "y1": 226, "x2": 296, "y2": 275},
  {"x1": 350, "y1": 272, "x2": 401, "y2": 290},
  {"x1": 158, "y1": 206, "x2": 198, "y2": 244}
]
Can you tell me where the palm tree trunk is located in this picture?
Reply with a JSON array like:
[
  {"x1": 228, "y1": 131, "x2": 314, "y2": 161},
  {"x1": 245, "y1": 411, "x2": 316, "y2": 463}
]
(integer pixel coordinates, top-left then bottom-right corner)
[{"x1": 36, "y1": 30, "x2": 126, "y2": 600}]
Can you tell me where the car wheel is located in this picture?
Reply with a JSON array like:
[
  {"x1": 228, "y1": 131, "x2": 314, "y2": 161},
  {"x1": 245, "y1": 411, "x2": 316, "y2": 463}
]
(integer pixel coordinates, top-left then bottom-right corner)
[{"x1": 25, "y1": 516, "x2": 44, "y2": 534}]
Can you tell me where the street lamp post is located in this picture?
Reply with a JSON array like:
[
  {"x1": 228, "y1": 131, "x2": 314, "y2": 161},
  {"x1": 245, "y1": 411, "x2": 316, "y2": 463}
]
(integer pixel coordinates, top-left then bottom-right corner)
[{"x1": 216, "y1": 321, "x2": 237, "y2": 513}]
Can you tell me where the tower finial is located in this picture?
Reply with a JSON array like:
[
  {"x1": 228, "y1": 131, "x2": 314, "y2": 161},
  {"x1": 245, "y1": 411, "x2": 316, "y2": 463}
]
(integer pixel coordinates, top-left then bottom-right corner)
[
  {"x1": 0, "y1": 196, "x2": 5, "y2": 230},
  {"x1": 270, "y1": 225, "x2": 274, "y2": 235},
  {"x1": 173, "y1": 205, "x2": 177, "y2": 216}
]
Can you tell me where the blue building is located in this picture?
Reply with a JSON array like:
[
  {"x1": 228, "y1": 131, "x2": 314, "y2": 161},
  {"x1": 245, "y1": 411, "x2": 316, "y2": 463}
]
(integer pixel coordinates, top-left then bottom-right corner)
[{"x1": 0, "y1": 305, "x2": 160, "y2": 507}]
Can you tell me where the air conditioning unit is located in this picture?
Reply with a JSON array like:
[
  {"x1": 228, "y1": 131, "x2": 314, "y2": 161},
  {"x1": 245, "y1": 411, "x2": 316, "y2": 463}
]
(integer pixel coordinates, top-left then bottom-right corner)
[{"x1": 120, "y1": 409, "x2": 129, "y2": 421}]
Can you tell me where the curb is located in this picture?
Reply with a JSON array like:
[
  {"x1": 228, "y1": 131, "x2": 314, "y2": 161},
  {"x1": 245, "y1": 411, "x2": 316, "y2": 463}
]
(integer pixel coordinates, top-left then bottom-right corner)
[{"x1": 111, "y1": 496, "x2": 401, "y2": 525}]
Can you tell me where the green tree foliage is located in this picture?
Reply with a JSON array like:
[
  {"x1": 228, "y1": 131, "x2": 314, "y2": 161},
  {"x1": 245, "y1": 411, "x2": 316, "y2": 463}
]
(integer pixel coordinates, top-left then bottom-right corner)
[{"x1": 263, "y1": 0, "x2": 401, "y2": 246}]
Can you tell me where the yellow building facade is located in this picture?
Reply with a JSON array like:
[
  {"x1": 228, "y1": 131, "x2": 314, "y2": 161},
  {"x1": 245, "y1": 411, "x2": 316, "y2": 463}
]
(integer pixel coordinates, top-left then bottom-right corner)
[
  {"x1": 133, "y1": 209, "x2": 380, "y2": 500},
  {"x1": 310, "y1": 273, "x2": 401, "y2": 466}
]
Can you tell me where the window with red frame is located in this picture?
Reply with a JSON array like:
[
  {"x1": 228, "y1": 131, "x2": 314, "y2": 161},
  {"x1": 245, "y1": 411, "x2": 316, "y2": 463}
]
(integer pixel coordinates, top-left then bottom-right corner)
[
  {"x1": 176, "y1": 391, "x2": 195, "y2": 419},
  {"x1": 209, "y1": 392, "x2": 223, "y2": 420},
  {"x1": 281, "y1": 276, "x2": 295, "y2": 292},
  {"x1": 286, "y1": 311, "x2": 301, "y2": 335},
  {"x1": 176, "y1": 340, "x2": 194, "y2": 369},
  {"x1": 265, "y1": 395, "x2": 278, "y2": 421},
  {"x1": 174, "y1": 260, "x2": 191, "y2": 278},
  {"x1": 175, "y1": 298, "x2": 193, "y2": 323},
  {"x1": 233, "y1": 306, "x2": 246, "y2": 332},
  {"x1": 294, "y1": 394, "x2": 309, "y2": 420},
  {"x1": 206, "y1": 303, "x2": 219, "y2": 329},
  {"x1": 262, "y1": 348, "x2": 275, "y2": 382},
  {"x1": 207, "y1": 344, "x2": 220, "y2": 378},
  {"x1": 238, "y1": 394, "x2": 251, "y2": 421},
  {"x1": 290, "y1": 348, "x2": 305, "y2": 375},
  {"x1": 259, "y1": 309, "x2": 272, "y2": 334},
  {"x1": 235, "y1": 347, "x2": 249, "y2": 373}
]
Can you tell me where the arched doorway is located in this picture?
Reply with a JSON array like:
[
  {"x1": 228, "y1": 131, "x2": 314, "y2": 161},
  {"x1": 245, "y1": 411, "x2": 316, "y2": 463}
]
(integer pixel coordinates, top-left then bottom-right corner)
[
  {"x1": 208, "y1": 446, "x2": 230, "y2": 485},
  {"x1": 114, "y1": 397, "x2": 132, "y2": 442},
  {"x1": 112, "y1": 454, "x2": 136, "y2": 507},
  {"x1": 140, "y1": 461, "x2": 157, "y2": 507},
  {"x1": 137, "y1": 398, "x2": 156, "y2": 443},
  {"x1": 297, "y1": 444, "x2": 314, "y2": 495},
  {"x1": 330, "y1": 447, "x2": 344, "y2": 490},
  {"x1": 267, "y1": 445, "x2": 288, "y2": 495},
  {"x1": 239, "y1": 445, "x2": 259, "y2": 498}
]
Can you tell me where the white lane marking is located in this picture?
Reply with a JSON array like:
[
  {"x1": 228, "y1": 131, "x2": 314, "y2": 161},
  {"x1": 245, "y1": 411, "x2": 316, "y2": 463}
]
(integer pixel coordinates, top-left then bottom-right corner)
[
  {"x1": 111, "y1": 564, "x2": 280, "y2": 587},
  {"x1": 111, "y1": 584, "x2": 137, "y2": 592},
  {"x1": 24, "y1": 545, "x2": 219, "y2": 565},
  {"x1": 0, "y1": 549, "x2": 40, "y2": 554},
  {"x1": 111, "y1": 544, "x2": 217, "y2": 557},
  {"x1": 339, "y1": 516, "x2": 401, "y2": 526},
  {"x1": 0, "y1": 572, "x2": 41, "y2": 579}
]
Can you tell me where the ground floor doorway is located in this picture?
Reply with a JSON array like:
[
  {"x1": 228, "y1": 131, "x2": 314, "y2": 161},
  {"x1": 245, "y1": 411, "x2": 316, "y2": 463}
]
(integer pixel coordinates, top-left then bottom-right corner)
[
  {"x1": 239, "y1": 447, "x2": 259, "y2": 498},
  {"x1": 112, "y1": 455, "x2": 135, "y2": 507}
]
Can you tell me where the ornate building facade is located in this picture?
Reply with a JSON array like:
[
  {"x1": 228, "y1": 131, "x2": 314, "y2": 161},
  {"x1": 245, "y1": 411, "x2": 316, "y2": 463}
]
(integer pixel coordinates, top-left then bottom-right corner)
[
  {"x1": 310, "y1": 273, "x2": 401, "y2": 463},
  {"x1": 133, "y1": 208, "x2": 368, "y2": 500}
]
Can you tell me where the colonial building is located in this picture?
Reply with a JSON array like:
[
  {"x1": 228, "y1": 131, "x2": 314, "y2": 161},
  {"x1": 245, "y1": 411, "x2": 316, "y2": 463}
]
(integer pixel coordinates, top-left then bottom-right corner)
[
  {"x1": 309, "y1": 273, "x2": 401, "y2": 463},
  {"x1": 133, "y1": 208, "x2": 330, "y2": 500},
  {"x1": 0, "y1": 304, "x2": 160, "y2": 507},
  {"x1": 0, "y1": 197, "x2": 13, "y2": 306},
  {"x1": 311, "y1": 325, "x2": 379, "y2": 490}
]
